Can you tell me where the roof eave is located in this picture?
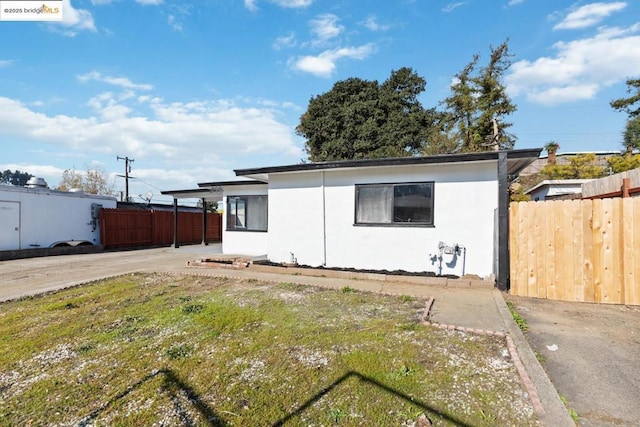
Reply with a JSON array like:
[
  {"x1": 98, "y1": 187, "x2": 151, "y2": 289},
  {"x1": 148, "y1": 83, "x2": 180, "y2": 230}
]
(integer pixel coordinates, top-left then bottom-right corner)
[{"x1": 234, "y1": 148, "x2": 543, "y2": 178}]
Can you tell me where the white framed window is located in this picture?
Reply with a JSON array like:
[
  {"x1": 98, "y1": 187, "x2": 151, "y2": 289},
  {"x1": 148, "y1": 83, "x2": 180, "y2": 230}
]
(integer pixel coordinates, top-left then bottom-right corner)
[
  {"x1": 226, "y1": 195, "x2": 268, "y2": 231},
  {"x1": 355, "y1": 182, "x2": 434, "y2": 226}
]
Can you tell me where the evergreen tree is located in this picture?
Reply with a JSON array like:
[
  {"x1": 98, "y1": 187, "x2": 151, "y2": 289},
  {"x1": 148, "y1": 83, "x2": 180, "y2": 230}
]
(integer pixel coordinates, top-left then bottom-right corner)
[
  {"x1": 0, "y1": 170, "x2": 33, "y2": 186},
  {"x1": 442, "y1": 40, "x2": 517, "y2": 152}
]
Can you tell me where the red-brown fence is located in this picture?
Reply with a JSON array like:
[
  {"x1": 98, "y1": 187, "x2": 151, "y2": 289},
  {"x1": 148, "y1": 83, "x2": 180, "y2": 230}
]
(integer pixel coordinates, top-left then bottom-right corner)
[{"x1": 100, "y1": 208, "x2": 222, "y2": 249}]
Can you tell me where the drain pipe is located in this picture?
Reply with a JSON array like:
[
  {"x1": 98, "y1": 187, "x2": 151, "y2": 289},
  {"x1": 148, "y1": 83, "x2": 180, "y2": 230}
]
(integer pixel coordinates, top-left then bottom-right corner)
[
  {"x1": 322, "y1": 171, "x2": 327, "y2": 266},
  {"x1": 457, "y1": 244, "x2": 467, "y2": 277}
]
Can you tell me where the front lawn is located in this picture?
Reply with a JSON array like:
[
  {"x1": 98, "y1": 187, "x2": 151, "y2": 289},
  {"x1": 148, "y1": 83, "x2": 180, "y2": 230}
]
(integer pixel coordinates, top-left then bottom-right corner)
[{"x1": 0, "y1": 273, "x2": 537, "y2": 426}]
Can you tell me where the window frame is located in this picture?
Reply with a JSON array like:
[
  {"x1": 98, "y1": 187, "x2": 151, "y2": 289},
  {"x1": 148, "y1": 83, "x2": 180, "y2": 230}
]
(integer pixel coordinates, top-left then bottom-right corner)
[
  {"x1": 226, "y1": 195, "x2": 268, "y2": 232},
  {"x1": 354, "y1": 182, "x2": 435, "y2": 227}
]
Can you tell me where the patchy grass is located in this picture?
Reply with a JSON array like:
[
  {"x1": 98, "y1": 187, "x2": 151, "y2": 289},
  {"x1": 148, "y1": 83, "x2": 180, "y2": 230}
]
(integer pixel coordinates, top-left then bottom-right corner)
[
  {"x1": 559, "y1": 394, "x2": 580, "y2": 425},
  {"x1": 506, "y1": 300, "x2": 529, "y2": 333},
  {"x1": 534, "y1": 350, "x2": 547, "y2": 365},
  {"x1": 0, "y1": 273, "x2": 538, "y2": 426}
]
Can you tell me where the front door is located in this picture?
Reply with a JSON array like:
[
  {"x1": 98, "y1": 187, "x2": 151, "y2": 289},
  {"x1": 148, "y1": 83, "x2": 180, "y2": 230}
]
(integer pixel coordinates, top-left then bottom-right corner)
[{"x1": 0, "y1": 201, "x2": 20, "y2": 250}]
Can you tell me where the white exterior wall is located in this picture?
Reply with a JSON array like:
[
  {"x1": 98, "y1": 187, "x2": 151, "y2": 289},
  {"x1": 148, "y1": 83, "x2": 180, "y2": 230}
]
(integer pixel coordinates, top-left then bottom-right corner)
[
  {"x1": 0, "y1": 185, "x2": 117, "y2": 251},
  {"x1": 221, "y1": 184, "x2": 268, "y2": 256},
  {"x1": 529, "y1": 184, "x2": 582, "y2": 201},
  {"x1": 267, "y1": 161, "x2": 498, "y2": 277}
]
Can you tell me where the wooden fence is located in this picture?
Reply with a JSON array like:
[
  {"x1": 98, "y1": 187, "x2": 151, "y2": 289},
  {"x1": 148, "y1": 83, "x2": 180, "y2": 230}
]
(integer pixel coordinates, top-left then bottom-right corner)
[
  {"x1": 509, "y1": 198, "x2": 640, "y2": 305},
  {"x1": 100, "y1": 209, "x2": 222, "y2": 249}
]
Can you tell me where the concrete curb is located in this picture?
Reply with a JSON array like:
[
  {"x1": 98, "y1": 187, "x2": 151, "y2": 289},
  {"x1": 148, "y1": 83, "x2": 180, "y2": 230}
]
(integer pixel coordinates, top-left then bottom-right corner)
[
  {"x1": 492, "y1": 290, "x2": 575, "y2": 427},
  {"x1": 187, "y1": 260, "x2": 494, "y2": 289}
]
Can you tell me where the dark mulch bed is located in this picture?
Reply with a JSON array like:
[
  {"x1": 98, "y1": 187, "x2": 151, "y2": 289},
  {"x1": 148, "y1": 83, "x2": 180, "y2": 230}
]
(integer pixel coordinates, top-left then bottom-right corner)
[{"x1": 252, "y1": 260, "x2": 460, "y2": 279}]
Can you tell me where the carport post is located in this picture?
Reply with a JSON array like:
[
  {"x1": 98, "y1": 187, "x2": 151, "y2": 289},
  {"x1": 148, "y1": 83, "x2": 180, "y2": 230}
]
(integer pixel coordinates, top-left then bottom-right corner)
[
  {"x1": 173, "y1": 198, "x2": 179, "y2": 248},
  {"x1": 497, "y1": 151, "x2": 509, "y2": 291},
  {"x1": 201, "y1": 197, "x2": 208, "y2": 246}
]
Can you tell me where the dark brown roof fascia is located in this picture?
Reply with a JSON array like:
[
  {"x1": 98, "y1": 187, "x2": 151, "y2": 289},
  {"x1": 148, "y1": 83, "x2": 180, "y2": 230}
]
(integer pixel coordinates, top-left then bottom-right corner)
[
  {"x1": 234, "y1": 148, "x2": 543, "y2": 176},
  {"x1": 196, "y1": 180, "x2": 267, "y2": 188}
]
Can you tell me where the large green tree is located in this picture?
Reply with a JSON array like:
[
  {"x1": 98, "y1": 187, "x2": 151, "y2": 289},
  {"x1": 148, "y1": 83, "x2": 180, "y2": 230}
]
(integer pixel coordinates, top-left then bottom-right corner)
[
  {"x1": 622, "y1": 116, "x2": 640, "y2": 155},
  {"x1": 610, "y1": 78, "x2": 640, "y2": 118},
  {"x1": 0, "y1": 169, "x2": 33, "y2": 186},
  {"x1": 605, "y1": 117, "x2": 640, "y2": 173},
  {"x1": 442, "y1": 40, "x2": 517, "y2": 152},
  {"x1": 297, "y1": 67, "x2": 433, "y2": 161},
  {"x1": 611, "y1": 78, "x2": 640, "y2": 157}
]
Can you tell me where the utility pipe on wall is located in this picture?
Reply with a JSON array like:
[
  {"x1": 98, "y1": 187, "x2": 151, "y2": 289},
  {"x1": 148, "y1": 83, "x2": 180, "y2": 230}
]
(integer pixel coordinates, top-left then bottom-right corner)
[{"x1": 322, "y1": 171, "x2": 327, "y2": 266}]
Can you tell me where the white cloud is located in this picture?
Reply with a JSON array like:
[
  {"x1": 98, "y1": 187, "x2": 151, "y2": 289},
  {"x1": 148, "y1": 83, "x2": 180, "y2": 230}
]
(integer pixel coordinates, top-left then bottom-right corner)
[
  {"x1": 0, "y1": 60, "x2": 15, "y2": 67},
  {"x1": 289, "y1": 44, "x2": 376, "y2": 78},
  {"x1": 244, "y1": 0, "x2": 258, "y2": 11},
  {"x1": 442, "y1": 2, "x2": 465, "y2": 13},
  {"x1": 168, "y1": 15, "x2": 182, "y2": 31},
  {"x1": 77, "y1": 71, "x2": 154, "y2": 91},
  {"x1": 527, "y1": 84, "x2": 600, "y2": 105},
  {"x1": 554, "y1": 2, "x2": 627, "y2": 30},
  {"x1": 244, "y1": 0, "x2": 313, "y2": 11},
  {"x1": 49, "y1": 0, "x2": 96, "y2": 37},
  {"x1": 0, "y1": 96, "x2": 300, "y2": 165},
  {"x1": 507, "y1": 0, "x2": 525, "y2": 6},
  {"x1": 166, "y1": 4, "x2": 191, "y2": 31},
  {"x1": 360, "y1": 15, "x2": 390, "y2": 32},
  {"x1": 505, "y1": 23, "x2": 640, "y2": 105},
  {"x1": 136, "y1": 0, "x2": 163, "y2": 4},
  {"x1": 270, "y1": 0, "x2": 313, "y2": 8},
  {"x1": 0, "y1": 163, "x2": 66, "y2": 184},
  {"x1": 272, "y1": 32, "x2": 297, "y2": 50},
  {"x1": 309, "y1": 14, "x2": 344, "y2": 43}
]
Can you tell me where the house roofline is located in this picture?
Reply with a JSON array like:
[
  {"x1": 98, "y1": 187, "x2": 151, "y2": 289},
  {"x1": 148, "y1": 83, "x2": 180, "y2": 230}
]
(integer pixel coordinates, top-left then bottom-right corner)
[
  {"x1": 196, "y1": 180, "x2": 267, "y2": 188},
  {"x1": 524, "y1": 179, "x2": 594, "y2": 195},
  {"x1": 161, "y1": 180, "x2": 267, "y2": 200},
  {"x1": 538, "y1": 150, "x2": 624, "y2": 159},
  {"x1": 234, "y1": 148, "x2": 542, "y2": 178}
]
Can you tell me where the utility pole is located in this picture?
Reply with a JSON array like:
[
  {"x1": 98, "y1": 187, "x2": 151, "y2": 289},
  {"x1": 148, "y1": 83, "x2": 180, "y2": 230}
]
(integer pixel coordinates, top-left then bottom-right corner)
[{"x1": 117, "y1": 156, "x2": 135, "y2": 202}]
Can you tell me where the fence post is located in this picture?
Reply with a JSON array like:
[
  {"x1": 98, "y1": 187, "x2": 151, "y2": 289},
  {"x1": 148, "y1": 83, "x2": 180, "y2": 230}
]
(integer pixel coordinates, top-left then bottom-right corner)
[{"x1": 622, "y1": 177, "x2": 631, "y2": 198}]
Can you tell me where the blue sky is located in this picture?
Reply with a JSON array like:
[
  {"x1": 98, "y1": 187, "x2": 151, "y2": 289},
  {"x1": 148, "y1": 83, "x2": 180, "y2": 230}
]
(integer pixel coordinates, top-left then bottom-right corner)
[{"x1": 1, "y1": 0, "x2": 640, "y2": 204}]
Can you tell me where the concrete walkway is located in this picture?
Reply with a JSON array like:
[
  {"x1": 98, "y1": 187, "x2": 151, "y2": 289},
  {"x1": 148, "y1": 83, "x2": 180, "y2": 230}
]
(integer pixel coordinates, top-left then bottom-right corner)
[{"x1": 0, "y1": 246, "x2": 573, "y2": 426}]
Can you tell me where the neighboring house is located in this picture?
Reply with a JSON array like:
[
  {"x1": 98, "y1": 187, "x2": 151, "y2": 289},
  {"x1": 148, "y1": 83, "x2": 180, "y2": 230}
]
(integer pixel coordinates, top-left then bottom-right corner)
[
  {"x1": 525, "y1": 179, "x2": 593, "y2": 201},
  {"x1": 162, "y1": 149, "x2": 541, "y2": 288}
]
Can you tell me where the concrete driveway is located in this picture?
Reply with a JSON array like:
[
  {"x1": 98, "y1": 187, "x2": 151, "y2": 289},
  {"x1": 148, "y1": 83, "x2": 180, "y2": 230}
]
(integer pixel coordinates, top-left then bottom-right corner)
[
  {"x1": 506, "y1": 295, "x2": 640, "y2": 427},
  {"x1": 0, "y1": 245, "x2": 223, "y2": 302}
]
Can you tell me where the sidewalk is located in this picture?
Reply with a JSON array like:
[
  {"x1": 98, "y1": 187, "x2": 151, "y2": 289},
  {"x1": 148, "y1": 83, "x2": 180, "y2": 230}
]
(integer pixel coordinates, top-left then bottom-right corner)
[{"x1": 0, "y1": 246, "x2": 573, "y2": 426}]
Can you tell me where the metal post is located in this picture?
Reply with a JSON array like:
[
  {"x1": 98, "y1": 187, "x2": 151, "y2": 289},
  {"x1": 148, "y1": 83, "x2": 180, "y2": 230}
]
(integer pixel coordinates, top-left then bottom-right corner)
[
  {"x1": 173, "y1": 198, "x2": 179, "y2": 249},
  {"x1": 201, "y1": 198, "x2": 208, "y2": 246}
]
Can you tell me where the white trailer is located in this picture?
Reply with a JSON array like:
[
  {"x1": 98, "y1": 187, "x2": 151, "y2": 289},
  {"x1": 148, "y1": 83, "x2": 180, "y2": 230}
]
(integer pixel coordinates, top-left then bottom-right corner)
[{"x1": 0, "y1": 181, "x2": 117, "y2": 251}]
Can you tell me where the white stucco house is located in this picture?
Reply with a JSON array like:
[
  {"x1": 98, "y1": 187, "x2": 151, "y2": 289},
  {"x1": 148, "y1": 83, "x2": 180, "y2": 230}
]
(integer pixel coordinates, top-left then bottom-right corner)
[{"x1": 163, "y1": 149, "x2": 541, "y2": 289}]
